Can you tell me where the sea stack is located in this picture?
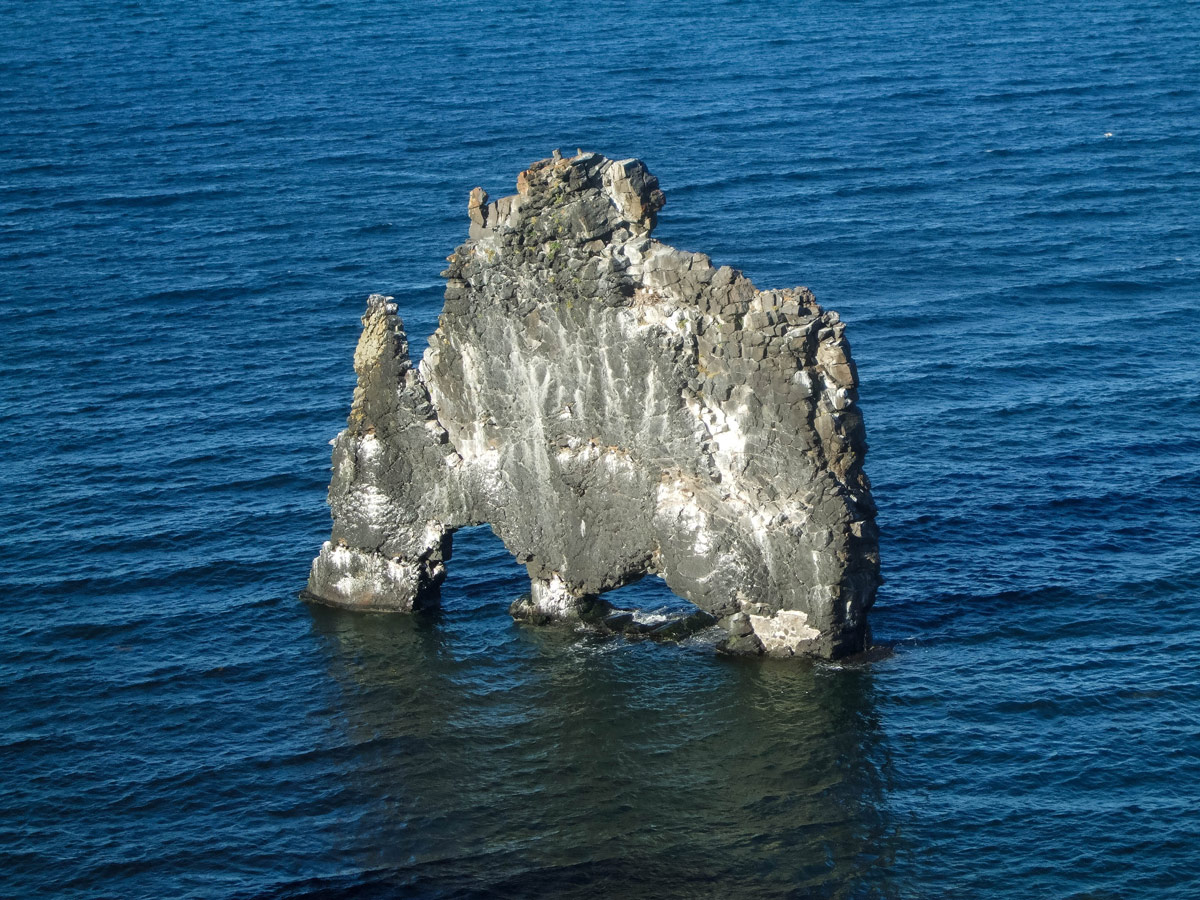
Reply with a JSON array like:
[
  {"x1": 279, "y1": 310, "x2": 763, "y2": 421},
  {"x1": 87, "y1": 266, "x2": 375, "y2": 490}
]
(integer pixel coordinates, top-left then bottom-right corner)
[{"x1": 306, "y1": 151, "x2": 880, "y2": 658}]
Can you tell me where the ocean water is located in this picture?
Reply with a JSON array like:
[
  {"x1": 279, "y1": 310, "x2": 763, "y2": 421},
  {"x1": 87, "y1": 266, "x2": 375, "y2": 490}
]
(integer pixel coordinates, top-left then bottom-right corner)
[{"x1": 2, "y1": 0, "x2": 1199, "y2": 897}]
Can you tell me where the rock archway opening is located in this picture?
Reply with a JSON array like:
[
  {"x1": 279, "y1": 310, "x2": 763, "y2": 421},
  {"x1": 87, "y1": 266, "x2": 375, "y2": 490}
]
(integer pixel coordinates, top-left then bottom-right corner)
[
  {"x1": 434, "y1": 524, "x2": 529, "y2": 617},
  {"x1": 588, "y1": 574, "x2": 718, "y2": 643},
  {"x1": 436, "y1": 526, "x2": 718, "y2": 644}
]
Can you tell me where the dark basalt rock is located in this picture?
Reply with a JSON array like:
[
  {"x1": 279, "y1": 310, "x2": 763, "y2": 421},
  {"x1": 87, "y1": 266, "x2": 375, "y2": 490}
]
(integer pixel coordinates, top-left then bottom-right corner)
[{"x1": 305, "y1": 151, "x2": 880, "y2": 658}]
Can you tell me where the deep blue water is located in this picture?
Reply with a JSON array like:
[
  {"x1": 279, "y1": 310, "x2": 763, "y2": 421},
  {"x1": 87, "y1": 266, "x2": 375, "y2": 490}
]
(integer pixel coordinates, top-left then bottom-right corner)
[{"x1": 3, "y1": 1, "x2": 1200, "y2": 897}]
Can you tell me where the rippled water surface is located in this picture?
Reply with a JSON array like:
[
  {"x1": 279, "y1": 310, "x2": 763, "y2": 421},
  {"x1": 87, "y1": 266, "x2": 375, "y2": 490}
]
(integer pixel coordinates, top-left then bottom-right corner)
[{"x1": 3, "y1": 1, "x2": 1199, "y2": 897}]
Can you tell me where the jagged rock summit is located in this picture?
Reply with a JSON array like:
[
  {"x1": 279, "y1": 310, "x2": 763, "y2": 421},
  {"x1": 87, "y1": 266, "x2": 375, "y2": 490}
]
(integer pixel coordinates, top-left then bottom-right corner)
[{"x1": 306, "y1": 151, "x2": 880, "y2": 658}]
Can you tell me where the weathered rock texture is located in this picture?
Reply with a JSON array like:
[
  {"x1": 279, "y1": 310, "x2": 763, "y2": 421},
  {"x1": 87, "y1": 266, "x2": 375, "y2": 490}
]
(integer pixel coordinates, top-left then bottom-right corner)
[{"x1": 306, "y1": 151, "x2": 880, "y2": 658}]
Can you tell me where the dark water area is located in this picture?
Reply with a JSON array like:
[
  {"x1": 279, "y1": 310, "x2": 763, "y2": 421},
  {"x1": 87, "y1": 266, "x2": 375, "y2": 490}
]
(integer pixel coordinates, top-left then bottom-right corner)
[{"x1": 3, "y1": 0, "x2": 1199, "y2": 896}]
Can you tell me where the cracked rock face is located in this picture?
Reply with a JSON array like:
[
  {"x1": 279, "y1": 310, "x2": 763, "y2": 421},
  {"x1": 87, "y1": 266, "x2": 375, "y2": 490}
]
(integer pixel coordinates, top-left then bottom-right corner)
[{"x1": 306, "y1": 151, "x2": 880, "y2": 658}]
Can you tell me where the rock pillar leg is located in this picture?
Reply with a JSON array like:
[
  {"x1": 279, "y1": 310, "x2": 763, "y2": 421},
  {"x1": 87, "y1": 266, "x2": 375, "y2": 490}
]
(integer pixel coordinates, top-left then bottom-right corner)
[
  {"x1": 307, "y1": 541, "x2": 446, "y2": 612},
  {"x1": 509, "y1": 574, "x2": 596, "y2": 624}
]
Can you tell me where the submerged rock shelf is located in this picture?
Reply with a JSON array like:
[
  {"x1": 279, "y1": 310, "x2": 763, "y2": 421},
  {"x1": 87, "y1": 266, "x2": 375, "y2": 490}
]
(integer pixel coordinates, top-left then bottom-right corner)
[{"x1": 306, "y1": 152, "x2": 879, "y2": 658}]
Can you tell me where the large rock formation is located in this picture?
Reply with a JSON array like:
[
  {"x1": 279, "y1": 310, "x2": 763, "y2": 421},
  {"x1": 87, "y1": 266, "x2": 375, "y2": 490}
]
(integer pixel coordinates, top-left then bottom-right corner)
[{"x1": 306, "y1": 151, "x2": 880, "y2": 658}]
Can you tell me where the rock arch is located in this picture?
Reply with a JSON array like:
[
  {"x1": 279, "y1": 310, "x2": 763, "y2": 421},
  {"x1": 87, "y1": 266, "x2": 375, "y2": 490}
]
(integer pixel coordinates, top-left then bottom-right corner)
[{"x1": 306, "y1": 152, "x2": 879, "y2": 657}]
